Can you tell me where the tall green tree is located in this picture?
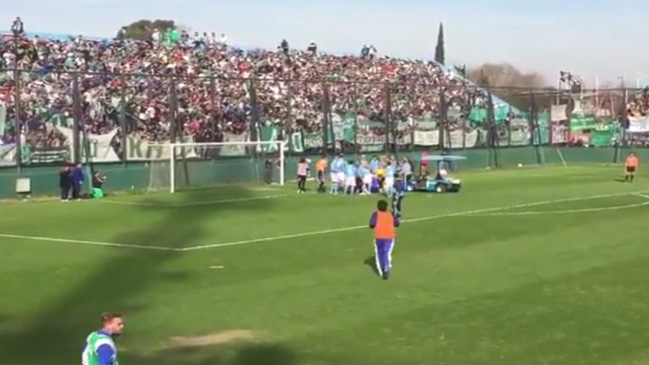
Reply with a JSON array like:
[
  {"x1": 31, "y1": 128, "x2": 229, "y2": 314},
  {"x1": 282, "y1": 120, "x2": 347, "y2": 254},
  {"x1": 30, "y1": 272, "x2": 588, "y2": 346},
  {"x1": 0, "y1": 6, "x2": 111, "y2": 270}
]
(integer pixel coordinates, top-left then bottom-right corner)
[
  {"x1": 434, "y1": 22, "x2": 445, "y2": 65},
  {"x1": 116, "y1": 19, "x2": 176, "y2": 41}
]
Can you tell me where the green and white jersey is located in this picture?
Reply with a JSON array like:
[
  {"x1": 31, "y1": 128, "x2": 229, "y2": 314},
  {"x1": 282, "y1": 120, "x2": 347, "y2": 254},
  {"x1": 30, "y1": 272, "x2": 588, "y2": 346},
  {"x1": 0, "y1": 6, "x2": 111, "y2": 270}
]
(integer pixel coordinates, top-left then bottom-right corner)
[{"x1": 82, "y1": 330, "x2": 118, "y2": 365}]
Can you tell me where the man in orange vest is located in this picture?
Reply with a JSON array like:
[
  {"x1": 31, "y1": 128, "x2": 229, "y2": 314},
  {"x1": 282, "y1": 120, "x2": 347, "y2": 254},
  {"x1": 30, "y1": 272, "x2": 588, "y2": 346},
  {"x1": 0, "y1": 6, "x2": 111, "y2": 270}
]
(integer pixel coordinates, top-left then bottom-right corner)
[
  {"x1": 316, "y1": 154, "x2": 328, "y2": 193},
  {"x1": 368, "y1": 199, "x2": 400, "y2": 280},
  {"x1": 625, "y1": 152, "x2": 639, "y2": 183}
]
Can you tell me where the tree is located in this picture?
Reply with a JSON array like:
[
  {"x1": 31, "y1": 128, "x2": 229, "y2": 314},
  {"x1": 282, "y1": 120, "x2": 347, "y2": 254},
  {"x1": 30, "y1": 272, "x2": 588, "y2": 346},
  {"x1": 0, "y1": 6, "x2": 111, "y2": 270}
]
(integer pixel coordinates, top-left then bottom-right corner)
[
  {"x1": 117, "y1": 19, "x2": 176, "y2": 41},
  {"x1": 434, "y1": 23, "x2": 445, "y2": 65}
]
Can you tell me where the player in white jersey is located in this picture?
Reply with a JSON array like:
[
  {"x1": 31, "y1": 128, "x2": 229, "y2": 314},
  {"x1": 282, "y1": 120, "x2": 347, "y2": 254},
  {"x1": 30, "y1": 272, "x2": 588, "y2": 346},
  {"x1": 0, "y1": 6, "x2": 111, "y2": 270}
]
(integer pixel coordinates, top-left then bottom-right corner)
[
  {"x1": 384, "y1": 162, "x2": 396, "y2": 196},
  {"x1": 82, "y1": 313, "x2": 124, "y2": 365}
]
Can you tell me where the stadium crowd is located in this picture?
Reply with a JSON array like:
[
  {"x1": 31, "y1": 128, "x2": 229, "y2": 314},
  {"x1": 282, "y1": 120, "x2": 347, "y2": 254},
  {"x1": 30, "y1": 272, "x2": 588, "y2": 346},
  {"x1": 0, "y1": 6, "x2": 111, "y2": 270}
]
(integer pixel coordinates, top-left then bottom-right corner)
[
  {"x1": 0, "y1": 29, "x2": 481, "y2": 151},
  {"x1": 628, "y1": 88, "x2": 649, "y2": 117},
  {"x1": 2, "y1": 26, "x2": 647, "y2": 152}
]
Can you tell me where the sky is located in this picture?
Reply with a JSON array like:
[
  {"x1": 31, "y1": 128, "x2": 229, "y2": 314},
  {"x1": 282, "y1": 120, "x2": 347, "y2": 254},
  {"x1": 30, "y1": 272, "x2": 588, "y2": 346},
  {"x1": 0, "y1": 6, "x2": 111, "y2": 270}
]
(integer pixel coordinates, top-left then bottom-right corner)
[{"x1": 1, "y1": 0, "x2": 648, "y2": 87}]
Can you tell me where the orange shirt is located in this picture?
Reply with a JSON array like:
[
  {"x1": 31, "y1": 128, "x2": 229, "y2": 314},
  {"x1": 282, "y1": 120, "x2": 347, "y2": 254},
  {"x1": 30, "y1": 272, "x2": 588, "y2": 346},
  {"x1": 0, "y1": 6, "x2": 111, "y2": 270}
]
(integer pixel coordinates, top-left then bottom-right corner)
[
  {"x1": 374, "y1": 211, "x2": 396, "y2": 239},
  {"x1": 626, "y1": 156, "x2": 639, "y2": 167},
  {"x1": 316, "y1": 158, "x2": 328, "y2": 172}
]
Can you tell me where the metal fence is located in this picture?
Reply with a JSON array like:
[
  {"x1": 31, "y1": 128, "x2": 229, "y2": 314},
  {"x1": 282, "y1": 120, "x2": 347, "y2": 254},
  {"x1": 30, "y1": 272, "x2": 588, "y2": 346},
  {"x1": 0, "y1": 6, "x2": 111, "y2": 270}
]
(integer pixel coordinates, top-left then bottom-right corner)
[{"x1": 0, "y1": 68, "x2": 647, "y2": 168}]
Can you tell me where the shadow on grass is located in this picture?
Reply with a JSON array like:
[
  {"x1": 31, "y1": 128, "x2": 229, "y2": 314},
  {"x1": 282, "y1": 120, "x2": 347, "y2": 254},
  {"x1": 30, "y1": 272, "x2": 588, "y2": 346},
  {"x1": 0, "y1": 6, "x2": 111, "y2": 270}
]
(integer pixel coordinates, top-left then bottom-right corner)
[
  {"x1": 129, "y1": 342, "x2": 300, "y2": 365},
  {"x1": 363, "y1": 256, "x2": 380, "y2": 277},
  {"x1": 0, "y1": 185, "x2": 296, "y2": 365}
]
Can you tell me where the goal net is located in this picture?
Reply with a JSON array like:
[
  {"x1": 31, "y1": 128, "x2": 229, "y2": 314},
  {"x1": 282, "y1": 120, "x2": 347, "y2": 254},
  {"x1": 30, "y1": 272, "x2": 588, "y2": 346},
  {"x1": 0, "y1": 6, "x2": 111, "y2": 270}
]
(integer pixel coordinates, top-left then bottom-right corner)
[{"x1": 146, "y1": 141, "x2": 287, "y2": 193}]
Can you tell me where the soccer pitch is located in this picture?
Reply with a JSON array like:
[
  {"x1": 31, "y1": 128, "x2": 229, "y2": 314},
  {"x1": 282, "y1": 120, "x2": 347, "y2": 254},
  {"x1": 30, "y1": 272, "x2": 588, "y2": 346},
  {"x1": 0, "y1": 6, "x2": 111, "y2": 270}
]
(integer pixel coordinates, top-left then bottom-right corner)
[{"x1": 2, "y1": 165, "x2": 649, "y2": 365}]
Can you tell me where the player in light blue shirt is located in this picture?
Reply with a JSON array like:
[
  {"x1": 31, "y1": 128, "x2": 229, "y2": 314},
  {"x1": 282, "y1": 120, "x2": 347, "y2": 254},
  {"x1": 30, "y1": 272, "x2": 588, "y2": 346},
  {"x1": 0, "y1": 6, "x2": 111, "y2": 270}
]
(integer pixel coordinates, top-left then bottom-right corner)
[
  {"x1": 370, "y1": 156, "x2": 380, "y2": 174},
  {"x1": 344, "y1": 160, "x2": 357, "y2": 195},
  {"x1": 330, "y1": 155, "x2": 345, "y2": 194}
]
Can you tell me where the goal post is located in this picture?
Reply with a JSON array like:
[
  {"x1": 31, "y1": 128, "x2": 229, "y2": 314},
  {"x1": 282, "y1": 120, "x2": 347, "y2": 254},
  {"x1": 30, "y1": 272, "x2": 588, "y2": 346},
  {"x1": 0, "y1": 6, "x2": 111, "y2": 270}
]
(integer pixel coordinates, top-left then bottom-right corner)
[{"x1": 146, "y1": 140, "x2": 287, "y2": 193}]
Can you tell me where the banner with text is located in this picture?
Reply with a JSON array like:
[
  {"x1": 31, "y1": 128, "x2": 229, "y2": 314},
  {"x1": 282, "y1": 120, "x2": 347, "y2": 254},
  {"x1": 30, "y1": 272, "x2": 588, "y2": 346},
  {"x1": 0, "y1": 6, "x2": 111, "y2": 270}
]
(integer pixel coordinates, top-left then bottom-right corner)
[{"x1": 628, "y1": 117, "x2": 649, "y2": 133}]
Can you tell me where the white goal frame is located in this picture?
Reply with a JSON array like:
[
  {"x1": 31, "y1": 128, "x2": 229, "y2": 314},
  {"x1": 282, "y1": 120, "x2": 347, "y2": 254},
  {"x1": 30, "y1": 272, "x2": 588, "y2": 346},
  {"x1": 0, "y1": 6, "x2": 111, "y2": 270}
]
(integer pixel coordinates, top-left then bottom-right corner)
[{"x1": 167, "y1": 140, "x2": 288, "y2": 193}]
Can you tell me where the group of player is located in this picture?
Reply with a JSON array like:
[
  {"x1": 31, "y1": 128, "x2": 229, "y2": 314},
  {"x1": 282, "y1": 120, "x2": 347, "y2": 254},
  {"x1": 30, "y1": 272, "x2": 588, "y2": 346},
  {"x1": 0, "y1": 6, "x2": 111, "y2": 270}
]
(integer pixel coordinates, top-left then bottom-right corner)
[
  {"x1": 306, "y1": 153, "x2": 410, "y2": 217},
  {"x1": 310, "y1": 154, "x2": 412, "y2": 195}
]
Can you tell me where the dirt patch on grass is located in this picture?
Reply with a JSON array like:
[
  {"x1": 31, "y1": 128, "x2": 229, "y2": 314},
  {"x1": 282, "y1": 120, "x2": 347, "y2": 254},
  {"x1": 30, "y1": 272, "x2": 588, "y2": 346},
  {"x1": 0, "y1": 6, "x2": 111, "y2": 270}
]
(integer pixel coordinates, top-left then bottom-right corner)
[{"x1": 165, "y1": 330, "x2": 256, "y2": 349}]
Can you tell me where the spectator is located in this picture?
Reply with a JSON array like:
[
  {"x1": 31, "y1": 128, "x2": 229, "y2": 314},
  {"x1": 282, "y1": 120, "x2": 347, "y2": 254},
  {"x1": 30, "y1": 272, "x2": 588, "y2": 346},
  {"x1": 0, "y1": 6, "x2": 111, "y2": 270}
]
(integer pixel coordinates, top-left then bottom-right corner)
[
  {"x1": 280, "y1": 39, "x2": 289, "y2": 54},
  {"x1": 71, "y1": 163, "x2": 84, "y2": 200},
  {"x1": 58, "y1": 165, "x2": 71, "y2": 201},
  {"x1": 11, "y1": 17, "x2": 24, "y2": 35},
  {"x1": 91, "y1": 170, "x2": 107, "y2": 198},
  {"x1": 0, "y1": 28, "x2": 489, "y2": 157},
  {"x1": 307, "y1": 41, "x2": 317, "y2": 54}
]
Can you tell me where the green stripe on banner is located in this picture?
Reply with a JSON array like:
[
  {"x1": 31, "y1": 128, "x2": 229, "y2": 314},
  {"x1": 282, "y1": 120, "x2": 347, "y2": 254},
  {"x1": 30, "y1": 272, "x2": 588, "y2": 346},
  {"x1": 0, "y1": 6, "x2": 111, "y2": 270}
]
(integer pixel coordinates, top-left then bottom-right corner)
[{"x1": 0, "y1": 102, "x2": 6, "y2": 136}]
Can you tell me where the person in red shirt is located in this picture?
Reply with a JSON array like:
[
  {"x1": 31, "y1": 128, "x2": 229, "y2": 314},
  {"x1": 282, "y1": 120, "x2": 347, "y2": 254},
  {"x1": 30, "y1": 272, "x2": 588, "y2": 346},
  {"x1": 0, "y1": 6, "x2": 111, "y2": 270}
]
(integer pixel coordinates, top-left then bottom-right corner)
[{"x1": 368, "y1": 200, "x2": 400, "y2": 280}]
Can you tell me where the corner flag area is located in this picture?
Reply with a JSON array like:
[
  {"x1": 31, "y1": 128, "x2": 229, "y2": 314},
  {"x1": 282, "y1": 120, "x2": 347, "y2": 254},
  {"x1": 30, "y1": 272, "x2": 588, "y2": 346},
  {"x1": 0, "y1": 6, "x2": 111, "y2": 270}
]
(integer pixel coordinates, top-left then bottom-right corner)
[{"x1": 2, "y1": 165, "x2": 649, "y2": 364}]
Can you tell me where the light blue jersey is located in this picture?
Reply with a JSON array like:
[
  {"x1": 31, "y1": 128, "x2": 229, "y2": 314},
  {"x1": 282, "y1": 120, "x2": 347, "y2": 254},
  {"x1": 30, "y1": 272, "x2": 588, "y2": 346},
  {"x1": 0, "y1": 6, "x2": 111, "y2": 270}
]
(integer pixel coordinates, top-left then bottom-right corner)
[
  {"x1": 386, "y1": 164, "x2": 396, "y2": 178},
  {"x1": 345, "y1": 163, "x2": 357, "y2": 177},
  {"x1": 370, "y1": 159, "x2": 380, "y2": 173},
  {"x1": 357, "y1": 166, "x2": 369, "y2": 178},
  {"x1": 332, "y1": 158, "x2": 345, "y2": 173}
]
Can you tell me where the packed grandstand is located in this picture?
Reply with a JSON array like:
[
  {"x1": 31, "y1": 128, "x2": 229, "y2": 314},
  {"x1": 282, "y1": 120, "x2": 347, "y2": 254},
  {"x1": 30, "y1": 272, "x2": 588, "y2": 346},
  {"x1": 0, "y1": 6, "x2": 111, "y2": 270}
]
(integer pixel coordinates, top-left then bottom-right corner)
[{"x1": 0, "y1": 28, "x2": 648, "y2": 164}]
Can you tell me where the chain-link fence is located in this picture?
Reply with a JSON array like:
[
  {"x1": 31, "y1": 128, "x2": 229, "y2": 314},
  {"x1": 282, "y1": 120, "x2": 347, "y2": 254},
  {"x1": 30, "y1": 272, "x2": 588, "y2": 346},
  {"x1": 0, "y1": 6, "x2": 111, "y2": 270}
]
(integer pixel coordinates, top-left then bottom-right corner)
[{"x1": 1, "y1": 64, "x2": 648, "y2": 169}]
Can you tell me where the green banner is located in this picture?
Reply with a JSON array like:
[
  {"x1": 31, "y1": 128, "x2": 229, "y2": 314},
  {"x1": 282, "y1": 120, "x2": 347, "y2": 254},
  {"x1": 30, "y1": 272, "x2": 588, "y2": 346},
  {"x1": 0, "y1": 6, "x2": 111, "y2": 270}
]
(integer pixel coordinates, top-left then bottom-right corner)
[
  {"x1": 259, "y1": 112, "x2": 554, "y2": 150},
  {"x1": 570, "y1": 114, "x2": 597, "y2": 131},
  {"x1": 591, "y1": 130, "x2": 615, "y2": 147}
]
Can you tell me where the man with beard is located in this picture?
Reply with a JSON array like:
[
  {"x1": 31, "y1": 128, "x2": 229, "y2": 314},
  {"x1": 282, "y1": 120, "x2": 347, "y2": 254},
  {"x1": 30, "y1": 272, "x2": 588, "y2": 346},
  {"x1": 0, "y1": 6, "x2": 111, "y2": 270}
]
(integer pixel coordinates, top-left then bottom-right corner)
[{"x1": 82, "y1": 313, "x2": 125, "y2": 365}]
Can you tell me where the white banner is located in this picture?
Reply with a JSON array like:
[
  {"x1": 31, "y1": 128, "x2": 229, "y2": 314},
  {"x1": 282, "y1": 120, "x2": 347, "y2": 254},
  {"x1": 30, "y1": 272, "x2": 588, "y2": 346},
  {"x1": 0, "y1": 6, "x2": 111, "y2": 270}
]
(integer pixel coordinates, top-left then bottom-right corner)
[
  {"x1": 443, "y1": 130, "x2": 479, "y2": 148},
  {"x1": 413, "y1": 130, "x2": 439, "y2": 146},
  {"x1": 551, "y1": 105, "x2": 568, "y2": 122},
  {"x1": 551, "y1": 124, "x2": 568, "y2": 144},
  {"x1": 56, "y1": 126, "x2": 120, "y2": 163},
  {"x1": 0, "y1": 143, "x2": 16, "y2": 166},
  {"x1": 219, "y1": 132, "x2": 249, "y2": 156},
  {"x1": 628, "y1": 117, "x2": 649, "y2": 133},
  {"x1": 126, "y1": 134, "x2": 198, "y2": 160}
]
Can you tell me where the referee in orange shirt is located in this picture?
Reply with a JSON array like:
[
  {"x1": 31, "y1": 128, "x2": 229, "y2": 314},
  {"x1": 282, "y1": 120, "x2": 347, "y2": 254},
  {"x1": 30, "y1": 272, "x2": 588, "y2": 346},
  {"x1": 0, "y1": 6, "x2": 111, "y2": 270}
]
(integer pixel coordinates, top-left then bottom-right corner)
[
  {"x1": 368, "y1": 199, "x2": 400, "y2": 280},
  {"x1": 316, "y1": 154, "x2": 328, "y2": 193},
  {"x1": 624, "y1": 152, "x2": 639, "y2": 183}
]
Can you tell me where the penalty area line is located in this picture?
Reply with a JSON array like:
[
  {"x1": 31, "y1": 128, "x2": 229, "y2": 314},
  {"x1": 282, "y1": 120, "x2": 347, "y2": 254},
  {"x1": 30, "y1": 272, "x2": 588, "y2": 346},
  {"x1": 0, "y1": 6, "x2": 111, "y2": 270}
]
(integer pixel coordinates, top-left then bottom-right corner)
[
  {"x1": 180, "y1": 190, "x2": 649, "y2": 252},
  {"x1": 467, "y1": 200, "x2": 649, "y2": 216}
]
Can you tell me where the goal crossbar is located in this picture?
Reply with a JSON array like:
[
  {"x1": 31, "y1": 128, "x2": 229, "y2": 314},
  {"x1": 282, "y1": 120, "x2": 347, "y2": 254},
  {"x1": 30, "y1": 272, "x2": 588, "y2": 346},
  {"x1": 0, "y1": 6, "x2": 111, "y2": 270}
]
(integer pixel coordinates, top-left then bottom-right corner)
[{"x1": 167, "y1": 140, "x2": 287, "y2": 193}]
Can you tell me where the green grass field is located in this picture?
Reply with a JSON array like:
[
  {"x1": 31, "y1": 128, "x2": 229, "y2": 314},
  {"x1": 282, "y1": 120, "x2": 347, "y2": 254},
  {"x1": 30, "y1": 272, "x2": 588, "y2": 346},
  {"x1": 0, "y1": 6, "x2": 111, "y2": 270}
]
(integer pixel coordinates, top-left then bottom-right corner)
[{"x1": 2, "y1": 165, "x2": 649, "y2": 365}]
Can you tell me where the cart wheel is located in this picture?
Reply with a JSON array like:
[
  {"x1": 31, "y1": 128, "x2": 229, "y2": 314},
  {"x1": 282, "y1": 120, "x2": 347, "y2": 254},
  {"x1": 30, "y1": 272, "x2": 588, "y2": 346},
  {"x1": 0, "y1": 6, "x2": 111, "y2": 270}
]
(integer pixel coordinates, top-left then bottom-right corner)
[{"x1": 436, "y1": 184, "x2": 447, "y2": 193}]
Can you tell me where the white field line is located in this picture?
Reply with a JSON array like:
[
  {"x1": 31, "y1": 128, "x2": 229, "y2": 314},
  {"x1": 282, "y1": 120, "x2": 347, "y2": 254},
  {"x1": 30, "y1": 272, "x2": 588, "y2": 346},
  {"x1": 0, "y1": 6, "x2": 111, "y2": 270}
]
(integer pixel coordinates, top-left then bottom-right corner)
[
  {"x1": 179, "y1": 190, "x2": 649, "y2": 252},
  {"x1": 468, "y1": 200, "x2": 649, "y2": 216},
  {"x1": 0, "y1": 233, "x2": 180, "y2": 251},
  {"x1": 3, "y1": 190, "x2": 648, "y2": 253},
  {"x1": 98, "y1": 194, "x2": 289, "y2": 207}
]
